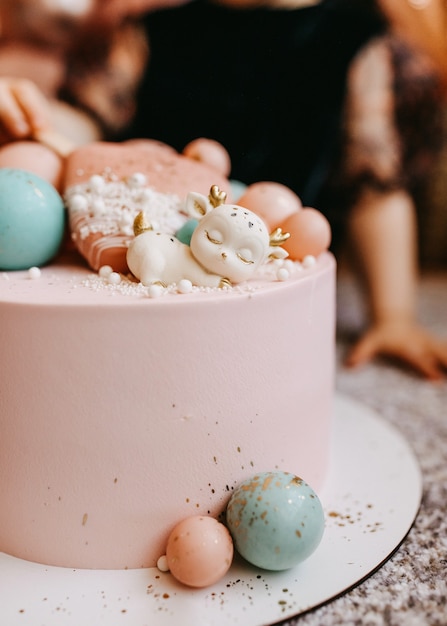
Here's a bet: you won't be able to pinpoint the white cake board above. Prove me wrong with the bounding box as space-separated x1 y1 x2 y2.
0 394 422 625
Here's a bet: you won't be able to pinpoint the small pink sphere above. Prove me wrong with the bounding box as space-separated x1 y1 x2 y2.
0 141 63 190
237 182 301 229
166 516 234 588
183 138 231 177
281 208 331 261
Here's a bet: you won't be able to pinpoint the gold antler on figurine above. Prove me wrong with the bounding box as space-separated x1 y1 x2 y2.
269 228 290 246
133 211 152 236
209 185 227 208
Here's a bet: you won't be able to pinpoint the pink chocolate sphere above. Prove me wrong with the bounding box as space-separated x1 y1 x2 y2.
183 138 231 177
166 516 234 588
237 181 301 229
0 141 63 190
281 208 331 261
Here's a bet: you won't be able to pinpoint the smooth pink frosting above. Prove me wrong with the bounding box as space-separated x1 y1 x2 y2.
0 251 335 569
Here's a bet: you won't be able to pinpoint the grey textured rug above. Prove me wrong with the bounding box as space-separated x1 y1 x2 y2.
284 272 447 626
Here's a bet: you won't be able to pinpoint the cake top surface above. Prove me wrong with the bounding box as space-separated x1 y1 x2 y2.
0 138 334 301
0 250 335 307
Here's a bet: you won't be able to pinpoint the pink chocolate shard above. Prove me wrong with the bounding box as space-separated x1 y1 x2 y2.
63 140 232 273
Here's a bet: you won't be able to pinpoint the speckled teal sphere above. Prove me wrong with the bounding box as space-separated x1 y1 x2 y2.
0 168 65 270
226 471 325 571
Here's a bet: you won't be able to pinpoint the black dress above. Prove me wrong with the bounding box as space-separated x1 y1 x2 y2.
128 0 441 245
129 1 384 200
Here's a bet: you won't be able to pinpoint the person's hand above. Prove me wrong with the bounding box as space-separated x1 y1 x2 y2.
345 318 447 380
0 77 51 144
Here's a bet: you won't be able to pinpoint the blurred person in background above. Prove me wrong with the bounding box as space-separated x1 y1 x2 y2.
0 0 446 378
128 0 447 379
0 0 152 185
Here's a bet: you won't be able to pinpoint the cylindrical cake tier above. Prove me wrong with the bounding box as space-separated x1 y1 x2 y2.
0 253 335 569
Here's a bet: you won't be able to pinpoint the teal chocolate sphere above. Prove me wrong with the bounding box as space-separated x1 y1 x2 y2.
176 218 198 245
226 471 325 571
0 168 65 270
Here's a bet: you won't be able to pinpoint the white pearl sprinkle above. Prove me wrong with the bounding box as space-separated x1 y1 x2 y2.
157 555 170 572
140 188 153 202
108 272 121 285
120 225 134 237
127 172 147 188
302 255 316 268
148 284 164 298
177 279 193 294
99 265 113 278
91 197 106 217
69 193 89 212
89 174 106 192
28 266 41 279
119 213 133 228
276 268 290 281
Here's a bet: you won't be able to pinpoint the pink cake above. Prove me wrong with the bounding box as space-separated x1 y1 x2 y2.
0 140 335 570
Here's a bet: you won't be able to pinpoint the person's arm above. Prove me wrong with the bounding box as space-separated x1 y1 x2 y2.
345 188 447 380
339 33 447 379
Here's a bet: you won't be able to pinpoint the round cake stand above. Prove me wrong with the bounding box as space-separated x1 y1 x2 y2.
0 394 422 626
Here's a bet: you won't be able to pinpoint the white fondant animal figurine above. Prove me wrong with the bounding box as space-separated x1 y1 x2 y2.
126 185 289 288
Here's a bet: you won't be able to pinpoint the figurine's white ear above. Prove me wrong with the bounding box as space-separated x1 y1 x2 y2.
269 247 289 260
186 192 213 219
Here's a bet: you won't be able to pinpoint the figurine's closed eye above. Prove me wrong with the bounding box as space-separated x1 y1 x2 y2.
237 248 255 265
205 230 223 245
